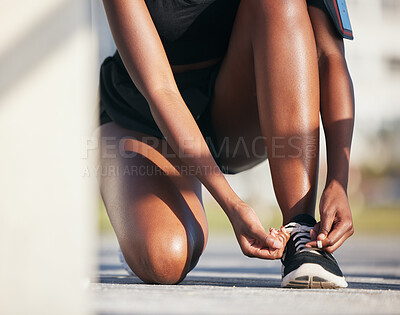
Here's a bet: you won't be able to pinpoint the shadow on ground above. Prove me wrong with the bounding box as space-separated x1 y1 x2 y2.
96 263 400 291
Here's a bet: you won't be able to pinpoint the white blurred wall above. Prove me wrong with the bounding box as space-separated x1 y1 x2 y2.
0 1 97 314
345 0 400 164
91 0 116 68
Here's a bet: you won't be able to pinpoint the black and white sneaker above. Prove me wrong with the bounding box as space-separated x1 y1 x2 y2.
281 214 348 289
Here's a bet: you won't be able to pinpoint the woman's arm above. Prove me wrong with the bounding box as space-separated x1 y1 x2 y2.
102 0 288 258
306 5 355 252
102 1 233 208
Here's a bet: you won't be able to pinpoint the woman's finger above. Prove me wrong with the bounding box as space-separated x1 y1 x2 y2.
276 228 290 249
249 226 283 250
324 222 349 246
280 226 290 241
275 233 285 245
265 234 283 249
241 238 278 259
323 231 352 253
306 220 352 250
305 210 335 248
318 208 335 241
269 228 278 236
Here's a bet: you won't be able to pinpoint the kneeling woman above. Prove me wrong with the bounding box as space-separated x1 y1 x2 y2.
98 0 355 288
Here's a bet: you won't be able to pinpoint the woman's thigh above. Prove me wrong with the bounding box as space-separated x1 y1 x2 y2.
210 1 265 173
210 0 317 173
98 122 208 284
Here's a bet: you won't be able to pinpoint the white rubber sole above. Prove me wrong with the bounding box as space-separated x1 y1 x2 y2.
281 263 348 289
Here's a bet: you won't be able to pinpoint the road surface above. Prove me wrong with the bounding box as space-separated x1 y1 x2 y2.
91 234 400 315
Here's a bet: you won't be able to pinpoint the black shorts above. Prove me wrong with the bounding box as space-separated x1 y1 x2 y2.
99 52 230 173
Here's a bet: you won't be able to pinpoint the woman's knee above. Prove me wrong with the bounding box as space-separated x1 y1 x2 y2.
121 232 205 285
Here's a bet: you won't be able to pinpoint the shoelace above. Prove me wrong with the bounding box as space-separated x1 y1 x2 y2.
284 222 313 252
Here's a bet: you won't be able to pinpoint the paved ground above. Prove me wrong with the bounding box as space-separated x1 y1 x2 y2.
91 234 400 315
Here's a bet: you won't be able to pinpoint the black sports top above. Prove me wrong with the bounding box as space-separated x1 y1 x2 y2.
100 0 332 141
144 0 241 65
142 0 327 65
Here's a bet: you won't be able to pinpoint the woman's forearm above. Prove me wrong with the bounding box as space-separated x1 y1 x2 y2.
148 89 242 218
319 55 355 190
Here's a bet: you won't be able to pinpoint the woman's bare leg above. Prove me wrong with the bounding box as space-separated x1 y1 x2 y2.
211 0 320 224
98 122 208 284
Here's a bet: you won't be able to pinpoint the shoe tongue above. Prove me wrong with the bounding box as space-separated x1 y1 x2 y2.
283 214 316 257
289 214 316 227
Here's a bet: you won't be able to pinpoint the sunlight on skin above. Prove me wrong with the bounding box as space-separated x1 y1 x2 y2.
121 136 208 253
122 136 289 249
122 137 181 177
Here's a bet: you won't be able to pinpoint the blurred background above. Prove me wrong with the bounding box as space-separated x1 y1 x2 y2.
1 1 399 314
93 0 400 236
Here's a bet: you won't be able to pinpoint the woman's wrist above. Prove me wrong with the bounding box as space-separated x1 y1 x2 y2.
325 152 350 191
202 172 243 219
324 177 348 194
325 170 349 191
220 194 246 221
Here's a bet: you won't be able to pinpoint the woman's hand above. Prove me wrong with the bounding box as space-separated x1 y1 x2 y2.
306 181 354 253
228 200 290 259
